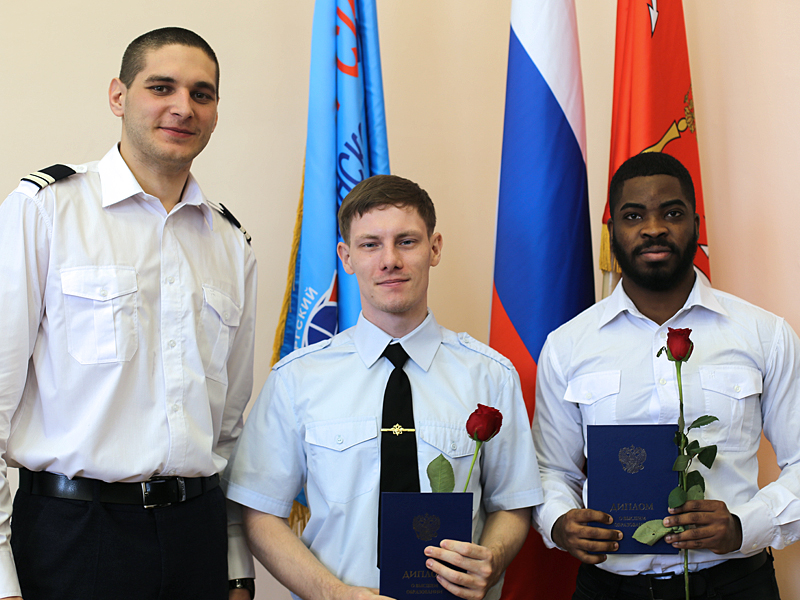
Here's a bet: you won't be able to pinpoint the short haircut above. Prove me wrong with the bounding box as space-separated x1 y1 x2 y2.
608 152 696 214
119 27 219 94
338 175 436 244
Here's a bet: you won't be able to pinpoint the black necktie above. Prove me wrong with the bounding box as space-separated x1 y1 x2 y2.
380 343 420 492
378 343 420 565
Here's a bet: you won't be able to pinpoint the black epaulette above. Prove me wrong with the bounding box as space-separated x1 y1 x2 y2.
217 202 252 245
21 164 77 189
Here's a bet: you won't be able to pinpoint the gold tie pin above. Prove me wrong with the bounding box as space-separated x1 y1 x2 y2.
381 424 415 436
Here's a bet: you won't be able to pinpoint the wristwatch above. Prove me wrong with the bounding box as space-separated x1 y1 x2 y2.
229 578 255 599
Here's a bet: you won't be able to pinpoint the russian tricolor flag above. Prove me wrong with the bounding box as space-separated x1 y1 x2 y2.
489 1 593 598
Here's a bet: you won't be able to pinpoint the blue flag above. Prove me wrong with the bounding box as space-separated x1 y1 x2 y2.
275 0 390 363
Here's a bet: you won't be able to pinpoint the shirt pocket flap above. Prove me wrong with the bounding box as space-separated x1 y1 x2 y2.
202 285 241 327
60 266 137 301
699 365 763 399
565 370 621 405
306 418 378 452
418 424 475 458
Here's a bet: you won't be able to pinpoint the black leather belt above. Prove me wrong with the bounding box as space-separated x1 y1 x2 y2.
18 468 219 508
582 550 769 600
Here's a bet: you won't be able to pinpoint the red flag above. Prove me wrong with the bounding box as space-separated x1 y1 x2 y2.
599 0 709 281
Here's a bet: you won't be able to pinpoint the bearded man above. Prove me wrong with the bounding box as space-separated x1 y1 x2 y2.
531 153 799 600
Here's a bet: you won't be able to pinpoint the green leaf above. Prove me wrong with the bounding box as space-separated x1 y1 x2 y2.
688 415 719 430
697 445 718 469
672 455 690 472
633 520 673 546
687 484 705 501
686 470 705 492
426 454 455 493
668 486 688 508
657 347 666 358
686 440 700 457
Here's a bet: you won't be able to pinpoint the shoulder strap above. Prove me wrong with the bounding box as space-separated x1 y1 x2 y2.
21 164 77 190
215 202 252 244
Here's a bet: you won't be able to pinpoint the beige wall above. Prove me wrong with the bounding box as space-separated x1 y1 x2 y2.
1 1 798 597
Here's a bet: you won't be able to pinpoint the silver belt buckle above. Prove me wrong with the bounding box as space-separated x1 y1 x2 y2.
141 476 187 508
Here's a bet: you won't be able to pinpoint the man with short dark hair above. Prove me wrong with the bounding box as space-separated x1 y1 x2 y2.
224 174 542 600
532 153 799 599
0 27 256 600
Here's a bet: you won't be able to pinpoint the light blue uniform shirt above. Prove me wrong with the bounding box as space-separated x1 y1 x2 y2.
225 312 542 598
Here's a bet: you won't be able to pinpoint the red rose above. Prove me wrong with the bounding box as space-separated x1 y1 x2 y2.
466 404 503 442
667 328 693 362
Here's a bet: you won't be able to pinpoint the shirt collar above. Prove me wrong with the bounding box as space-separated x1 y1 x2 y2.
598 273 728 329
354 311 443 372
97 145 213 228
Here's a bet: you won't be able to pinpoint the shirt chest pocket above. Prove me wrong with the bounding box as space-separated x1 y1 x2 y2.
418 424 475 460
699 365 762 452
305 418 378 504
418 424 481 509
199 285 241 384
564 370 621 425
60 266 139 364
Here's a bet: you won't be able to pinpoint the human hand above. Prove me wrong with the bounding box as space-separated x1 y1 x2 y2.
424 539 502 600
663 500 742 554
551 509 621 564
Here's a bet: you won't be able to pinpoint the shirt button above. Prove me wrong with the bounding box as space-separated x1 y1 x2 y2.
99 289 108 298
450 442 457 451
169 340 177 348
168 276 175 284
584 392 592 400
336 435 343 444
659 378 667 385
734 385 741 393
171 404 180 413
660 332 667 339
223 312 230 320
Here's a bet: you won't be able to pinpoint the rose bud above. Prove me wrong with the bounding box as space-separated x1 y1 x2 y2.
466 404 503 442
666 327 693 362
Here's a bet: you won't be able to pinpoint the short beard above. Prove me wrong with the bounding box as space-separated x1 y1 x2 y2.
611 230 698 292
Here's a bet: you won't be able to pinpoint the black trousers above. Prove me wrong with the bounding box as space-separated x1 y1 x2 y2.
572 554 781 600
11 485 229 600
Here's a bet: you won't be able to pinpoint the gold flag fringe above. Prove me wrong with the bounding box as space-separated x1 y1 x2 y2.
271 164 312 534
598 224 621 275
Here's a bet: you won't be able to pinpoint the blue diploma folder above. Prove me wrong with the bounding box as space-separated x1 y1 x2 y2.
587 424 679 554
380 492 472 599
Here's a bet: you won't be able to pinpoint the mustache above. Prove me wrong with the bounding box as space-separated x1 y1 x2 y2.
633 240 680 255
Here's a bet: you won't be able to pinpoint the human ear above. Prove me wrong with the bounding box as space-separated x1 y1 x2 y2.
337 241 355 275
108 78 126 118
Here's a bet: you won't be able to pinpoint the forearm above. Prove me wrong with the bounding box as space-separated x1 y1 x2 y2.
226 499 255 579
531 339 588 545
477 507 532 578
243 508 364 600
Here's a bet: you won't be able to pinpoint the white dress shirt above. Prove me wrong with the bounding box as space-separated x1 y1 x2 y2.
224 312 543 600
0 145 257 596
532 276 800 576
